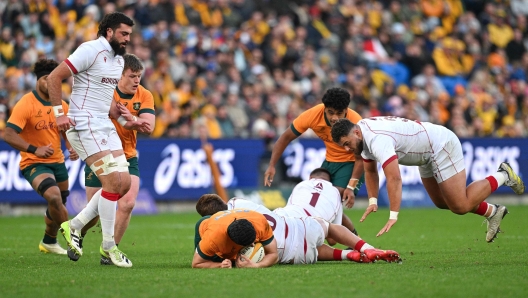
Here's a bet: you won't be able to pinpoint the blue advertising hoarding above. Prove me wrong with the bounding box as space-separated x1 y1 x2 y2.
282 138 527 207
0 139 265 204
0 137 525 208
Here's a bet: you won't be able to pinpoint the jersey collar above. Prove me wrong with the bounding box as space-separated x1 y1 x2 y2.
116 86 134 99
98 36 113 54
32 90 51 106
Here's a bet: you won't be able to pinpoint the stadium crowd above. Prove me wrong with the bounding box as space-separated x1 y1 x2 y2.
1 0 528 140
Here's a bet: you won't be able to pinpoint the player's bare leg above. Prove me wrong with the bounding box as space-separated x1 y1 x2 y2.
32 174 68 254
115 175 139 245
316 218 401 263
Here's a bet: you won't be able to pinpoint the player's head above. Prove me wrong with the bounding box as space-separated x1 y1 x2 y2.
97 12 134 56
196 194 227 217
227 219 256 246
322 87 350 126
119 54 143 94
309 168 331 182
33 59 59 96
331 118 363 155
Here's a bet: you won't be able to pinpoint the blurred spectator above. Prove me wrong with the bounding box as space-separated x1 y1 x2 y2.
0 0 528 141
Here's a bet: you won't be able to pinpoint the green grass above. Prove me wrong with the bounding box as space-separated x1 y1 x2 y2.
1 206 528 298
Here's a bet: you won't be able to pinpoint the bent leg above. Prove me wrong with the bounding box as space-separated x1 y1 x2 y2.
32 174 68 225
114 175 139 244
421 177 449 209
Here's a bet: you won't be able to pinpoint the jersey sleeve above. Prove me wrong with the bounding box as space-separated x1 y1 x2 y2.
61 100 69 114
197 239 219 260
138 89 155 115
291 107 318 136
365 135 398 169
347 108 363 124
6 99 30 133
64 43 96 74
258 216 275 246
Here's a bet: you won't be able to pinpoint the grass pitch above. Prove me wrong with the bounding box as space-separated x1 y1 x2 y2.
1 206 527 298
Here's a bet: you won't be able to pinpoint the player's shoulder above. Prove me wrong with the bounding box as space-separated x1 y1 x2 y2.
136 85 153 99
346 108 362 123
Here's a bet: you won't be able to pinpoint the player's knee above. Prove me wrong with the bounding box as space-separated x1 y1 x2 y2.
450 205 470 215
119 198 135 214
37 177 58 197
61 190 69 205
47 194 63 210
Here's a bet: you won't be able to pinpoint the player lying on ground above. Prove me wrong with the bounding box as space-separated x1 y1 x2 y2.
273 167 353 242
192 209 279 268
80 53 155 265
196 194 402 266
331 117 525 241
4 59 79 255
263 87 363 234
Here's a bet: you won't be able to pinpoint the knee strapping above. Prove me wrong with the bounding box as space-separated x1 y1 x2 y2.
90 154 119 176
45 208 52 220
61 190 70 204
114 154 130 172
37 177 58 196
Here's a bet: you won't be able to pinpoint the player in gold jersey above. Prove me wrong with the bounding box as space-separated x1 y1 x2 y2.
4 59 79 254
82 54 155 265
264 87 363 237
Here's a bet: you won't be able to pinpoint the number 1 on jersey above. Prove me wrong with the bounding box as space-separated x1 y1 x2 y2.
310 192 320 207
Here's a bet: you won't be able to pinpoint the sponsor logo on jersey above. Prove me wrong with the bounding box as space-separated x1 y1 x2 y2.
86 172 94 180
101 139 107 145
35 110 42 117
35 120 57 130
315 182 323 190
47 109 51 114
101 78 119 85
104 57 107 63
133 102 141 111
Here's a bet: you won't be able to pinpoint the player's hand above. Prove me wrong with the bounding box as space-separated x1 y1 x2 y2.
124 117 151 132
236 254 257 268
264 166 275 187
220 259 232 269
376 219 397 237
35 144 54 158
116 102 133 119
360 204 378 222
67 147 79 161
56 115 75 132
342 188 356 209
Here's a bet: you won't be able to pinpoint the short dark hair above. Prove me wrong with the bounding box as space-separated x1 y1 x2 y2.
309 168 331 180
331 118 355 143
123 53 143 73
321 87 350 111
97 12 134 38
196 194 227 217
33 59 59 79
227 219 256 246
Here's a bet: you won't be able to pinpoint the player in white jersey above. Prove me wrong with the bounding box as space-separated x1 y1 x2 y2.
274 168 343 226
196 194 401 265
331 117 525 242
47 12 149 268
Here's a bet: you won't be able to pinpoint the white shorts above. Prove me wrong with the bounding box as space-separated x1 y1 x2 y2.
293 217 325 265
66 117 122 161
419 130 465 183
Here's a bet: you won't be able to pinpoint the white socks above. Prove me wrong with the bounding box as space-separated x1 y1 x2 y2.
71 189 102 231
99 193 117 250
341 250 353 260
492 171 508 186
360 243 374 253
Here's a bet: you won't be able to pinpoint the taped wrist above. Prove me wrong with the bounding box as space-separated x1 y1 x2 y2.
53 105 64 117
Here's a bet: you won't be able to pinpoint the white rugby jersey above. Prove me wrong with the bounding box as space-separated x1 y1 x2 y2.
274 178 342 225
65 36 124 118
358 117 451 168
228 198 314 265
